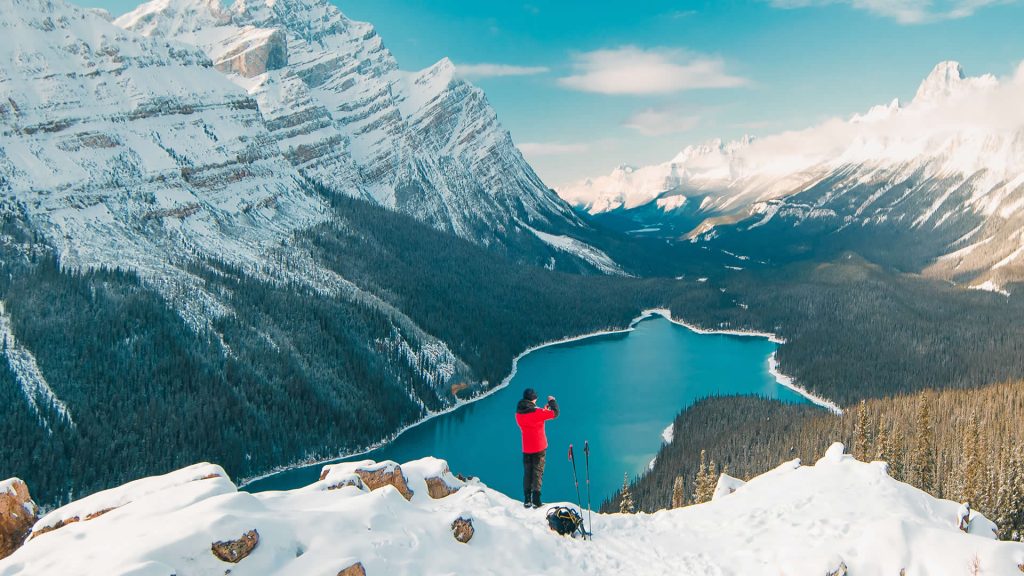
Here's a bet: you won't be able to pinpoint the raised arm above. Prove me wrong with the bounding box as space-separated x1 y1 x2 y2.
546 396 559 418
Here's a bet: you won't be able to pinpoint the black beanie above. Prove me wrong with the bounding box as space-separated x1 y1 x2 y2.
523 388 538 401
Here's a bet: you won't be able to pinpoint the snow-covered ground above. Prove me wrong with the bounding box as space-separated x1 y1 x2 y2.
3 444 1022 575
527 226 628 276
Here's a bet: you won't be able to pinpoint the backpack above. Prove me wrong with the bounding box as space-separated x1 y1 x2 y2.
546 506 584 537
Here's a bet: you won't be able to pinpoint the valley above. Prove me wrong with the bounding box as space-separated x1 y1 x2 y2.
243 313 810 504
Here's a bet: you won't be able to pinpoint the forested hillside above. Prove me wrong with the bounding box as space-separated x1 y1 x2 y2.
665 256 1024 405
611 382 1024 541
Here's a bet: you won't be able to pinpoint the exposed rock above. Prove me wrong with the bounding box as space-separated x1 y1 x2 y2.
321 463 413 501
29 517 79 540
423 464 461 499
337 561 367 576
214 28 288 77
0 478 38 560
451 516 473 544
425 476 460 499
211 529 259 563
826 561 848 576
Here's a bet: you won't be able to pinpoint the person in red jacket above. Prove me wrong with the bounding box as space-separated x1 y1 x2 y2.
515 387 559 508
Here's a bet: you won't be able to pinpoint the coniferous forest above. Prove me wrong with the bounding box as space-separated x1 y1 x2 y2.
608 381 1024 542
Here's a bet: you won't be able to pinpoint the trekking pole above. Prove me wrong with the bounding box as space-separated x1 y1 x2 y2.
584 441 593 540
568 444 585 537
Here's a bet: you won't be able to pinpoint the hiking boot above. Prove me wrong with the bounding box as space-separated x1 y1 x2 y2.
524 492 532 508
531 490 543 508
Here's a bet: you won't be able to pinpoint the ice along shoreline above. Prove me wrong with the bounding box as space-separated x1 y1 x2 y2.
240 307 842 488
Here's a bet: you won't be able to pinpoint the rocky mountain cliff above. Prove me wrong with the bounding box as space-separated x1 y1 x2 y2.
115 0 581 246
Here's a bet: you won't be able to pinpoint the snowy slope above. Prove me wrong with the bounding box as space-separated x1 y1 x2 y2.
0 0 331 325
559 61 1024 289
115 0 581 245
2 444 1022 575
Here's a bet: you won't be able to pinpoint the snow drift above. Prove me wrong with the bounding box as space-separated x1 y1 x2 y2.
2 444 1022 575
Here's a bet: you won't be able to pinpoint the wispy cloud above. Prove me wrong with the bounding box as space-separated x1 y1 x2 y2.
518 142 590 158
624 108 701 136
558 46 747 95
456 63 550 79
768 0 1016 24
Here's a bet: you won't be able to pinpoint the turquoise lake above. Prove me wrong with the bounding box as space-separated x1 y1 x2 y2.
244 315 809 505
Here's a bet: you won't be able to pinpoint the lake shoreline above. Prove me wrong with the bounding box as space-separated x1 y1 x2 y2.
240 307 841 489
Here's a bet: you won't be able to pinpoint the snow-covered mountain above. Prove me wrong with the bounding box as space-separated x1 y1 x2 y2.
560 61 1024 291
0 0 334 325
3 444 1023 574
115 0 580 245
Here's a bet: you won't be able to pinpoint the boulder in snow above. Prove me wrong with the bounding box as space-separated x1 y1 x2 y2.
957 502 971 532
320 461 414 501
712 474 746 501
451 516 474 544
211 529 259 563
337 561 367 576
426 475 461 499
0 478 38 560
418 461 464 499
820 442 849 464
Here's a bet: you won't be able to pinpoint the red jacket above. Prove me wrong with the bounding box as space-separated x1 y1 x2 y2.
515 398 559 453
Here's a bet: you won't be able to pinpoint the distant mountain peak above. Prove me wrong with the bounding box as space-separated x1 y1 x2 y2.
912 60 997 105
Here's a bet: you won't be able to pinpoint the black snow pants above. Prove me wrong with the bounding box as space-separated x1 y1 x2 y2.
523 450 546 494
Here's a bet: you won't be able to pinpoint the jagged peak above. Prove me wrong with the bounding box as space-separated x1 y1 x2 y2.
912 60 997 105
851 97 901 123
231 0 359 37
414 57 457 87
914 61 965 101
670 136 752 164
115 0 231 36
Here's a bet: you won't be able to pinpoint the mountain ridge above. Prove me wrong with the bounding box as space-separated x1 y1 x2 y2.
115 0 582 247
558 61 1024 291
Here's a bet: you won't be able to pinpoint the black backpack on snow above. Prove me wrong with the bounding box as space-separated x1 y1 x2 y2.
546 506 584 537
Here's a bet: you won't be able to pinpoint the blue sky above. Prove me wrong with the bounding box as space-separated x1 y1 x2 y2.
89 0 1024 185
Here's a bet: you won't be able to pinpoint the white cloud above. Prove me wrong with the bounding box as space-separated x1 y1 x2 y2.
518 142 590 158
455 63 549 79
624 108 701 136
768 0 1016 24
557 46 747 95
